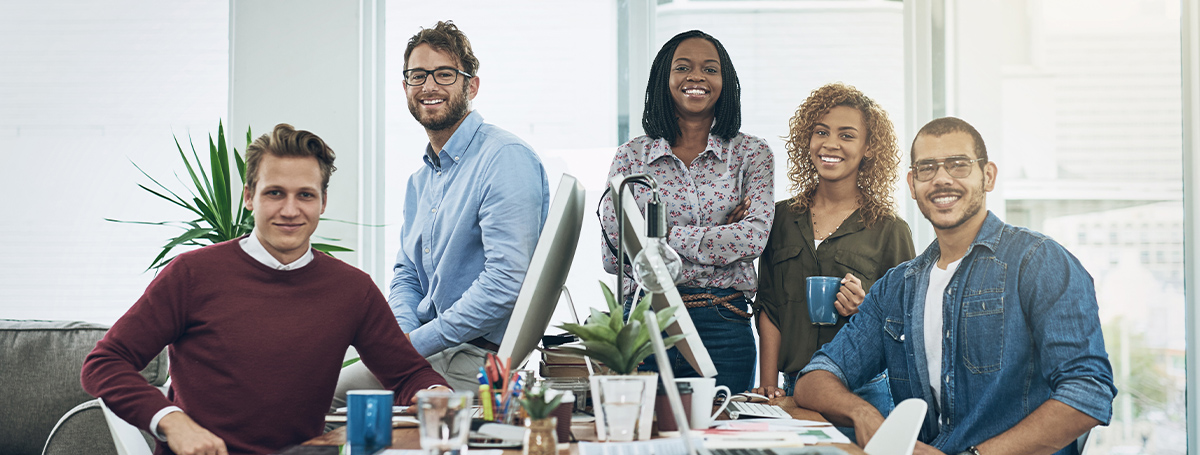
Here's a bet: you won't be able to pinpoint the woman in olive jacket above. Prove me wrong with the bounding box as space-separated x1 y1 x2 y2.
753 83 915 415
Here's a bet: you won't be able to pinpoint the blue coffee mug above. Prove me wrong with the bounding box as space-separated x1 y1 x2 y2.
347 390 394 453
806 276 842 325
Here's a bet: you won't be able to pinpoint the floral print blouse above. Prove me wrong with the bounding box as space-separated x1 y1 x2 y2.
601 132 775 298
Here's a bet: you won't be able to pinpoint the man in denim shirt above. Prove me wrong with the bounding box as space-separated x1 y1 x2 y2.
794 117 1115 455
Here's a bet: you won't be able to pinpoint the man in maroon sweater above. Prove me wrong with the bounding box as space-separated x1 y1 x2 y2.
82 124 449 455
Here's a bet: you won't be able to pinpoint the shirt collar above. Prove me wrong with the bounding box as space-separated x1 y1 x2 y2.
646 130 731 165
423 110 485 169
239 230 314 271
909 210 1001 276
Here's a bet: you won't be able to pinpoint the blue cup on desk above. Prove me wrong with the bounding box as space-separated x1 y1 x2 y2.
347 390 393 453
807 276 842 325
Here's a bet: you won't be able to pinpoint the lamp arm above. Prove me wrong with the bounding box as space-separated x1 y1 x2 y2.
612 173 659 311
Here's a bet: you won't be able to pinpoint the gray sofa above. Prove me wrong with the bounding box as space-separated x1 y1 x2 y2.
0 319 167 455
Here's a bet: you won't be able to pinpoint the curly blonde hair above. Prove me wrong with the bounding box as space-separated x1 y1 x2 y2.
784 83 901 228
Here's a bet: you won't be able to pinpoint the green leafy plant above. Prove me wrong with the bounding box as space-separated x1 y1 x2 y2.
517 384 566 421
107 121 352 270
546 281 684 375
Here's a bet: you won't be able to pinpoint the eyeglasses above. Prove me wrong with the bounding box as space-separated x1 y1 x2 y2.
403 67 472 86
911 157 986 182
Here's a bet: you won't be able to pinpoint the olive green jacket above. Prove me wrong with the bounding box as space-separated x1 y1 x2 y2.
754 200 915 374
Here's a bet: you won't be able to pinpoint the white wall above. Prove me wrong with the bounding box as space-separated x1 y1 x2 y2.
0 1 228 324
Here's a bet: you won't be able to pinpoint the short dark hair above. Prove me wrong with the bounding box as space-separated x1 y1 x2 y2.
912 117 988 166
244 123 337 199
642 30 741 143
404 20 479 76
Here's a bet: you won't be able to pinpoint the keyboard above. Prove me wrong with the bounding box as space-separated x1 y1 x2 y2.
709 448 848 455
725 401 791 419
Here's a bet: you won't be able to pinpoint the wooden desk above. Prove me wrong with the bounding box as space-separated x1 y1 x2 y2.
299 398 864 455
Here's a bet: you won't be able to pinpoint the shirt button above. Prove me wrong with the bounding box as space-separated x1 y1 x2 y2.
437 171 442 176
431 208 437 213
944 374 950 384
900 334 905 341
424 248 430 253
946 330 951 339
454 156 460 161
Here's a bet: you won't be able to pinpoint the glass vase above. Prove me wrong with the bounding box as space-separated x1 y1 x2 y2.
523 417 558 455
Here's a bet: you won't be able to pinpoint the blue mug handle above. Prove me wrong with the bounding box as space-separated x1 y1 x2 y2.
364 400 377 443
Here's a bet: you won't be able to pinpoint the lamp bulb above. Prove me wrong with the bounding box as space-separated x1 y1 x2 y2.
632 238 683 293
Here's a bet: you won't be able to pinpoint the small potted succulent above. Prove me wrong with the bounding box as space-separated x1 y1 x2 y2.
517 385 566 455
545 281 685 441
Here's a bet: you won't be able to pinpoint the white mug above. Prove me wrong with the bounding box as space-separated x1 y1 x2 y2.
675 378 730 428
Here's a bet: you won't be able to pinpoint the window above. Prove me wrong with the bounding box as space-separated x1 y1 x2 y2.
0 1 229 324
949 0 1184 451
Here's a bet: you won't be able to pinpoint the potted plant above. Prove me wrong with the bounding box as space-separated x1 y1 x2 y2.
107 121 351 271
517 385 566 455
545 281 684 441
548 281 683 375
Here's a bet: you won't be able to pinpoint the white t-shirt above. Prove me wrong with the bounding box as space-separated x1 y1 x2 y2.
925 258 961 410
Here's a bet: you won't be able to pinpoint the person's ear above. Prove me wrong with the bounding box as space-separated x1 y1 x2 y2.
907 171 917 199
243 184 254 211
983 161 998 192
467 75 480 101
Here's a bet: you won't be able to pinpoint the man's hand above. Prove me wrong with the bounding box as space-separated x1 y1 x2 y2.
834 273 866 317
912 442 947 455
412 385 454 404
158 411 227 455
847 405 886 448
724 198 750 224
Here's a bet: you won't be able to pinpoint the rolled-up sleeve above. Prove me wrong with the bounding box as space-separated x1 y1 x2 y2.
1021 239 1117 424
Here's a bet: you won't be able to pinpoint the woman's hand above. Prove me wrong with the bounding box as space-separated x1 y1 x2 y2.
751 384 786 398
724 198 750 224
834 273 865 317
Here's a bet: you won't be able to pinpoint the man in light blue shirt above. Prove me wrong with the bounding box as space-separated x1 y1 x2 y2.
793 117 1115 455
337 21 548 394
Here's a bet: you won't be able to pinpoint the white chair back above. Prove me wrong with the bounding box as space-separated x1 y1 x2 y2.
863 398 928 455
98 398 153 455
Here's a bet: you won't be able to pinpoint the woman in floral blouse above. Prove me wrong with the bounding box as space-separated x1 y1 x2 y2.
600 30 774 392
752 83 915 414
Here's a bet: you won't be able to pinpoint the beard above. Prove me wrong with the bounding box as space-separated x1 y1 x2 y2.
919 178 986 231
407 82 470 131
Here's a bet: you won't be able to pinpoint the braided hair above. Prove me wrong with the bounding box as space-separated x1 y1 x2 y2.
642 30 741 143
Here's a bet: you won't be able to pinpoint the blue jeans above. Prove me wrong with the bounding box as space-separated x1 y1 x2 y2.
624 287 756 393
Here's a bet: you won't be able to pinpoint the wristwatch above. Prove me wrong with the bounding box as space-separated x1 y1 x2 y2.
957 446 982 455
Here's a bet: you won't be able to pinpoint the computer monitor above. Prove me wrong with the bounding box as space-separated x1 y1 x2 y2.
608 175 718 378
497 174 586 368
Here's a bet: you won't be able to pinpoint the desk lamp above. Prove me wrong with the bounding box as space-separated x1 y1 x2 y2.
613 174 683 306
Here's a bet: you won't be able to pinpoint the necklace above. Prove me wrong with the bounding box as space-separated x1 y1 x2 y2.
813 216 841 241
813 205 857 241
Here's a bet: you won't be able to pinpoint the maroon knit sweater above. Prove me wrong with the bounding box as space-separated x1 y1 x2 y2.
82 240 447 454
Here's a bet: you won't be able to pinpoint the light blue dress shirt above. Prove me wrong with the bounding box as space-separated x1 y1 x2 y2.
391 110 549 357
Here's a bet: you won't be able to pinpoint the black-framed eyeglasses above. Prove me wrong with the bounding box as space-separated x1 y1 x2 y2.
403 67 473 86
911 157 986 182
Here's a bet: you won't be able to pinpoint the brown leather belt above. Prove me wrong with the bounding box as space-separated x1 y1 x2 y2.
467 337 500 352
681 291 751 319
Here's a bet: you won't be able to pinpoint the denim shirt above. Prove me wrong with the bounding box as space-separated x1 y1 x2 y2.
391 110 550 357
802 212 1115 455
